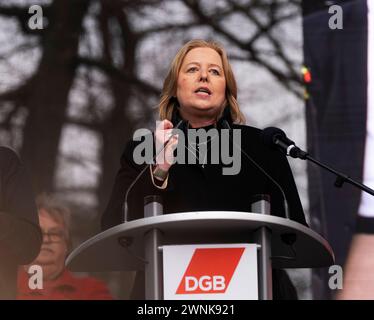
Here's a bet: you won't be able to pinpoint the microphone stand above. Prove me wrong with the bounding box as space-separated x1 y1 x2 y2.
223 120 291 220
294 149 374 196
123 120 185 222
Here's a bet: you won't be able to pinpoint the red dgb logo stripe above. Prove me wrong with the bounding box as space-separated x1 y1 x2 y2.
176 248 245 294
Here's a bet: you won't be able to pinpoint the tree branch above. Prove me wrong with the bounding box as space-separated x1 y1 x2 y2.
181 0 302 98
75 56 160 96
137 21 200 37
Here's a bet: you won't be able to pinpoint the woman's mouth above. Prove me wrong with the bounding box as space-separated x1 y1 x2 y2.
194 87 212 98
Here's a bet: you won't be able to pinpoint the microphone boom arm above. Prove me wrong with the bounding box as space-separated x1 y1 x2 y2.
304 153 374 196
263 126 374 197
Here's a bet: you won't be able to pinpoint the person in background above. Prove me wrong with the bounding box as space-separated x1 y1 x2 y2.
0 146 42 299
17 193 113 300
304 0 374 299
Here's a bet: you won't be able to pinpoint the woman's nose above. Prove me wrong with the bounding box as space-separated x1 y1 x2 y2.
199 69 208 81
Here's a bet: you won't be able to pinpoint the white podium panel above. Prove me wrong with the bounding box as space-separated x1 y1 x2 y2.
163 244 258 300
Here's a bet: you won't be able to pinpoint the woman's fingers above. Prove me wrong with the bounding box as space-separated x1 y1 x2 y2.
165 135 178 164
156 135 178 165
155 120 179 169
166 135 178 149
156 120 174 144
156 119 173 131
163 119 174 130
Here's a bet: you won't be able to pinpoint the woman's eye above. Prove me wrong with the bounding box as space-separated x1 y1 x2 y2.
187 67 198 72
210 69 220 75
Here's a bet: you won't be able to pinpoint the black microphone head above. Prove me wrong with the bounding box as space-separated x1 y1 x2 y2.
262 127 287 148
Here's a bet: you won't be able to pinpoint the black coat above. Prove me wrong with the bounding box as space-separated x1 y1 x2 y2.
0 146 42 299
101 123 307 300
102 124 307 228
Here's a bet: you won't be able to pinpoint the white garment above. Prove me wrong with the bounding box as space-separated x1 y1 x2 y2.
358 0 374 217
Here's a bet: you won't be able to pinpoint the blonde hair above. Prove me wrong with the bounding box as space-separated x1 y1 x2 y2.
159 39 246 124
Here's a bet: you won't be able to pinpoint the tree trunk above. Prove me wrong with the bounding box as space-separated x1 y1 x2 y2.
97 1 139 216
21 0 90 193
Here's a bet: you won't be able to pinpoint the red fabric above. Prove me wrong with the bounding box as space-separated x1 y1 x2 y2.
17 269 113 300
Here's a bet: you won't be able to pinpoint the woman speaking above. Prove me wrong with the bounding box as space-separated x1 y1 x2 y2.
101 39 307 299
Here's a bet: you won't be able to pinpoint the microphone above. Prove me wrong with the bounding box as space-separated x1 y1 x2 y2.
262 127 374 198
262 127 308 159
122 119 185 223
221 120 290 220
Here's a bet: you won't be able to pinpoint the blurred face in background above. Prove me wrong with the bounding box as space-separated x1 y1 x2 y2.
177 47 226 126
31 209 68 280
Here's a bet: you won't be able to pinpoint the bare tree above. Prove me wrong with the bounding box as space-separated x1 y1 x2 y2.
0 0 305 298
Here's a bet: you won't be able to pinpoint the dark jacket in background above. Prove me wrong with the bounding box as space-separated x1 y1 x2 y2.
0 146 42 299
303 0 367 299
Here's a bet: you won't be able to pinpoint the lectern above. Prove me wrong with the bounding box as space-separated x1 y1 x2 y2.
66 198 334 300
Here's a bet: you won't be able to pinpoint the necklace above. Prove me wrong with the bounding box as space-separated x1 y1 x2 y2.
185 134 218 168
